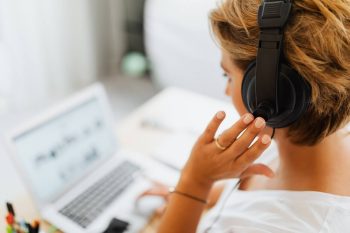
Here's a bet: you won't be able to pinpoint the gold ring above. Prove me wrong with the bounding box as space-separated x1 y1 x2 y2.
215 137 227 150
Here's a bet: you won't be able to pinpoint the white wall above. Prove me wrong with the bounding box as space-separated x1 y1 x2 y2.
145 0 228 100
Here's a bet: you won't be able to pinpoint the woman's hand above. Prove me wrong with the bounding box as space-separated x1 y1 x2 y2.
137 182 170 216
179 111 273 195
157 112 273 233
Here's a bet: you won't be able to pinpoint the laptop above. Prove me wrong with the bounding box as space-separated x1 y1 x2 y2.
6 83 178 233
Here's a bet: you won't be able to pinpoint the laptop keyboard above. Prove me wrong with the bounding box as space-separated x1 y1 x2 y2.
59 161 141 228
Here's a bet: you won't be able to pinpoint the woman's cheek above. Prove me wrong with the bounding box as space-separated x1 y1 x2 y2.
231 79 247 116
225 82 231 96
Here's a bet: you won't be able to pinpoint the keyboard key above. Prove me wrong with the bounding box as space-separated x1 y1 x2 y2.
59 161 141 228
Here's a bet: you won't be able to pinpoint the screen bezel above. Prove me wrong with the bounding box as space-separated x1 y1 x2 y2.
5 83 118 209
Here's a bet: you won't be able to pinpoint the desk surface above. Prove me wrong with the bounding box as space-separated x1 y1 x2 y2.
0 87 237 232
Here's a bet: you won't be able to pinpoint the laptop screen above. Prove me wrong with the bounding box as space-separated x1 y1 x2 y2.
13 97 117 202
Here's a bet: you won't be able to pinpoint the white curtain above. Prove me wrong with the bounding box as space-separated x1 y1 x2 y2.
0 0 125 114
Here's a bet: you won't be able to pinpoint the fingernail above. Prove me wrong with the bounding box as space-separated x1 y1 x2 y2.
255 117 266 128
216 111 225 119
243 113 254 124
262 135 271 145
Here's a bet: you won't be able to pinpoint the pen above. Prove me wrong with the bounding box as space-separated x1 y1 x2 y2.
5 202 18 233
6 225 13 233
26 222 33 233
6 202 15 216
6 214 14 225
33 220 40 233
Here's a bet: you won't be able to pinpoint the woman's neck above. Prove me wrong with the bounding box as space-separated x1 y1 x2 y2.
271 128 350 194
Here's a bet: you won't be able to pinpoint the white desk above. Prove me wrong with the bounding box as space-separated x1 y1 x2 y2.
0 87 238 232
116 87 238 155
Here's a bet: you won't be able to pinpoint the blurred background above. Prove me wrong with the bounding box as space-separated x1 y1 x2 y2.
0 0 227 130
0 1 232 229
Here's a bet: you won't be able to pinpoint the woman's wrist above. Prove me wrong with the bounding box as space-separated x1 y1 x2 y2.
176 171 213 202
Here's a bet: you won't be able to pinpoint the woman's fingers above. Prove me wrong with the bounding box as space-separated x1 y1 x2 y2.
155 204 167 216
137 186 170 200
235 134 271 165
216 113 254 148
225 117 266 156
239 163 275 179
200 111 226 143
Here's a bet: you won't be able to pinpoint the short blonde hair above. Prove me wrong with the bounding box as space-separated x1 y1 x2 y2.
210 0 350 145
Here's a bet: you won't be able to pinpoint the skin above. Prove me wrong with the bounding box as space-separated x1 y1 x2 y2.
155 49 273 233
138 51 273 209
142 50 350 233
221 50 350 194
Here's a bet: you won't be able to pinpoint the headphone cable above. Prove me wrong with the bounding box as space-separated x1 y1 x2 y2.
203 128 275 232
203 180 241 233
271 128 276 139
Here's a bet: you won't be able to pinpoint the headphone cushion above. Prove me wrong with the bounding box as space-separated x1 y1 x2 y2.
242 61 311 128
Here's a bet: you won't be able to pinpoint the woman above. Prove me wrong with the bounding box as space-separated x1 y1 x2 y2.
143 0 350 232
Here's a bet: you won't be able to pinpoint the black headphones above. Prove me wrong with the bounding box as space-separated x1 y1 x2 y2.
241 0 311 128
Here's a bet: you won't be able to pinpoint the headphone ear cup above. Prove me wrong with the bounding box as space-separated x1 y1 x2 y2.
241 61 258 115
276 64 311 128
241 61 311 128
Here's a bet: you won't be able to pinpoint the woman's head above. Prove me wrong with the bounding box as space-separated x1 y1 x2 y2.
210 0 350 146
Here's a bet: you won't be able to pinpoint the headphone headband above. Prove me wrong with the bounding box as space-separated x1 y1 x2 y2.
259 0 291 29
254 0 291 119
241 0 311 128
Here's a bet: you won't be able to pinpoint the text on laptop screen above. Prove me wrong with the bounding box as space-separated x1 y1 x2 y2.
13 97 117 202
